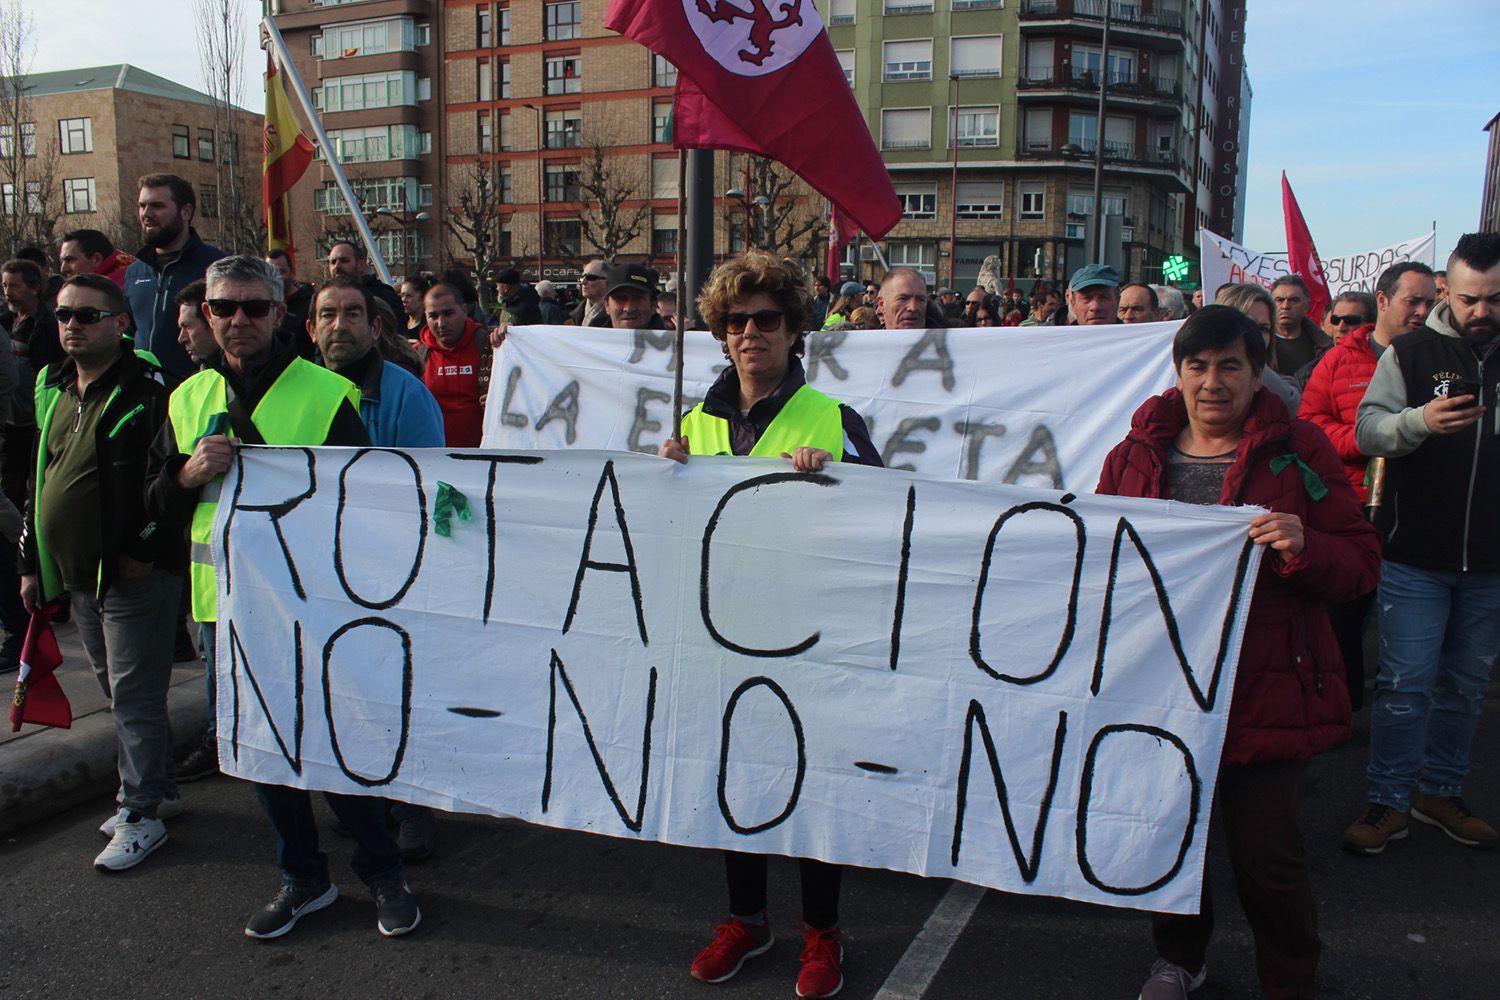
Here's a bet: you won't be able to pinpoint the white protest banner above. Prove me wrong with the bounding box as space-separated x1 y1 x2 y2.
483 323 1180 491
215 446 1262 914
1200 228 1437 298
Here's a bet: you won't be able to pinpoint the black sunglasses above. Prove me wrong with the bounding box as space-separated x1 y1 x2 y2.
1329 313 1366 326
581 272 607 282
725 309 784 333
55 307 122 325
205 298 276 318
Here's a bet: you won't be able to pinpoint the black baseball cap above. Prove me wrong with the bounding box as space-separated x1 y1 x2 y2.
604 263 659 299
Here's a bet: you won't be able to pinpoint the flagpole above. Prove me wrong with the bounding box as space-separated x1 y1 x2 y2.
672 149 687 438
261 17 394 285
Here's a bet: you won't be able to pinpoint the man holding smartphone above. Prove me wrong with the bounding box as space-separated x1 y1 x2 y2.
1344 232 1500 854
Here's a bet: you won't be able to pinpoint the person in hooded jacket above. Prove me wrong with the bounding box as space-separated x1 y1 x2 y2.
1097 305 1380 1000
419 281 488 447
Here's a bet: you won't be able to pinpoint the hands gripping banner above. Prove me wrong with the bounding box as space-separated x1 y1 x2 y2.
216 446 1261 914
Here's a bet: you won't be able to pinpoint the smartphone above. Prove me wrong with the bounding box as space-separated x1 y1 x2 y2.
1447 378 1481 408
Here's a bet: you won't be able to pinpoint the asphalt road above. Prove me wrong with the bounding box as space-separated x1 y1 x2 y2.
1 684 1497 1000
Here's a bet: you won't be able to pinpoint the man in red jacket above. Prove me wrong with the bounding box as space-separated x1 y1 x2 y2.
420 282 487 447
1097 305 1381 1000
1299 265 1435 709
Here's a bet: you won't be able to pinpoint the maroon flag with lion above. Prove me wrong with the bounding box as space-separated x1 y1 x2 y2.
606 0 901 242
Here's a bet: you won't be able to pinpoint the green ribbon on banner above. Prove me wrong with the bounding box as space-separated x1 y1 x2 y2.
433 481 472 538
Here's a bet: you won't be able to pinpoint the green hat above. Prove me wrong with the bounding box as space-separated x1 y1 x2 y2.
1068 264 1122 292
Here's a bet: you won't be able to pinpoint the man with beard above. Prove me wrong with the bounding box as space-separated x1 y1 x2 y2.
1344 233 1500 855
266 249 314 355
124 174 225 378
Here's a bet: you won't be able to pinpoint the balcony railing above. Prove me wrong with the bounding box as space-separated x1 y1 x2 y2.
829 13 855 24
883 138 932 150
1019 0 1186 36
884 0 935 13
1017 69 1181 100
1015 138 1186 173
952 0 1004 8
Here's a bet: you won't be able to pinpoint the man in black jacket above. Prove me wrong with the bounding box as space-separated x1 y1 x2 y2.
20 273 183 872
325 240 403 320
124 174 225 379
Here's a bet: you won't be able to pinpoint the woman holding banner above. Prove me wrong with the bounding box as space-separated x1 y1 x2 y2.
659 251 881 999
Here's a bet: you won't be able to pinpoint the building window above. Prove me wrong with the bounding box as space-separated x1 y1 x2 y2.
315 177 422 216
895 183 936 219
499 5 510 44
545 163 580 202
880 108 931 151
544 109 582 149
498 165 513 203
884 0 934 13
19 122 33 157
829 0 856 25
952 105 1000 148
2 181 43 214
499 111 512 151
198 128 216 161
653 214 678 257
318 124 430 162
650 157 678 199
1019 182 1045 219
479 58 493 102
653 101 672 143
171 124 190 159
956 181 1003 218
499 59 511 99
883 39 932 82
199 183 219 218
835 49 854 86
544 218 581 257
545 1 581 40
1023 108 1052 152
951 35 1003 79
63 177 96 213
545 56 582 95
887 242 935 270
653 53 677 88
59 117 92 154
415 21 431 45
478 111 493 154
318 71 420 111
477 6 492 47
322 17 418 59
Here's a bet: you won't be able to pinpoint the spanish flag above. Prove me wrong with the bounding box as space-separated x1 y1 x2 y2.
264 53 316 254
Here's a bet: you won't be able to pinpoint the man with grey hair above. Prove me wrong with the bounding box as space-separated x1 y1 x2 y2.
569 259 610 326
1153 285 1187 320
146 255 421 939
876 267 931 330
534 279 566 325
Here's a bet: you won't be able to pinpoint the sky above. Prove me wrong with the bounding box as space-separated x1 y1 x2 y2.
25 0 1500 259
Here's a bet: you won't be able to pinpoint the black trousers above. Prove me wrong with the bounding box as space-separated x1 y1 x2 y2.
724 851 841 930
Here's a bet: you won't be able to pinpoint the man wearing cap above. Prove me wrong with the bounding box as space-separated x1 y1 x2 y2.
937 287 963 324
1066 264 1122 326
588 263 667 330
494 267 542 326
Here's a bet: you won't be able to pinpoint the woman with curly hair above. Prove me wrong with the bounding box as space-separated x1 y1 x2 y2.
659 251 881 998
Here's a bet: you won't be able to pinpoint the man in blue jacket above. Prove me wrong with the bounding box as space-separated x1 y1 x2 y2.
123 174 224 378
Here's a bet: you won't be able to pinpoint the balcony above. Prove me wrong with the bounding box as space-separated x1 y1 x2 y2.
1019 0 1187 42
1017 69 1182 103
952 0 1004 7
1014 139 1190 192
883 138 932 151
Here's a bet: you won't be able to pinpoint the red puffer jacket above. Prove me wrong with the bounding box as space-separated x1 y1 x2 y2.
1096 388 1381 766
1297 323 1378 502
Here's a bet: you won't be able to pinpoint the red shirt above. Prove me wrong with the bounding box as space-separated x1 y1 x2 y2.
420 319 485 447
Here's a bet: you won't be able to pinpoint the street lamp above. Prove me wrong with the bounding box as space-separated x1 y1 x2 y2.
724 186 770 252
523 102 545 280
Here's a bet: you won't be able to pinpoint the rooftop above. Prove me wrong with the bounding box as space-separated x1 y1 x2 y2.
4 64 253 113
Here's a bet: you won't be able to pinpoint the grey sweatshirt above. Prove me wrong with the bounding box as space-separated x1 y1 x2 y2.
1353 302 1462 457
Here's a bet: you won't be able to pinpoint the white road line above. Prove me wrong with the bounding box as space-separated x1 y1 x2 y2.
873 881 987 1000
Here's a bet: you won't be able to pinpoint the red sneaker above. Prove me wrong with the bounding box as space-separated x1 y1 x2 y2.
796 923 844 998
689 915 774 984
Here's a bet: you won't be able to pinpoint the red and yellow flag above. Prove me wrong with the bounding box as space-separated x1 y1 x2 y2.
264 53 316 254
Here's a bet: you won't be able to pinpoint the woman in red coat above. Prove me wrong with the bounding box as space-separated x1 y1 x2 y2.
1096 305 1381 1000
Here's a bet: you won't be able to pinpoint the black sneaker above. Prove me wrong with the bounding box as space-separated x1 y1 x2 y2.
397 807 436 863
177 732 220 782
372 878 421 937
244 881 339 940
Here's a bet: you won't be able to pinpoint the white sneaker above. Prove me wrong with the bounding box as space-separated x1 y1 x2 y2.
94 814 168 872
98 796 184 836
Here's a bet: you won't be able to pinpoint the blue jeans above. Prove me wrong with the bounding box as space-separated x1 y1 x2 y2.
254 783 404 888
1365 560 1500 810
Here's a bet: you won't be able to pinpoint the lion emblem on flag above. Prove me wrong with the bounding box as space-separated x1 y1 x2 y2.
683 0 821 77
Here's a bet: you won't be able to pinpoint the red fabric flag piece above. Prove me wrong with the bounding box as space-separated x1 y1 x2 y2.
606 0 902 241
9 602 70 732
824 206 856 282
1281 172 1332 326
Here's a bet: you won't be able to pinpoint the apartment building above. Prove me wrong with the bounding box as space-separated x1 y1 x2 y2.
1 65 260 255
1481 110 1500 233
270 0 443 278
826 0 1249 288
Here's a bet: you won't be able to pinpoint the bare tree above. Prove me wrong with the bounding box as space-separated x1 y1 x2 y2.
726 156 823 260
0 0 59 256
576 142 651 261
194 0 256 252
443 160 505 305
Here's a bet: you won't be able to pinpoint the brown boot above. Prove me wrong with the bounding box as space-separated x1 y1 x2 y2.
1342 803 1409 854
1411 794 1498 848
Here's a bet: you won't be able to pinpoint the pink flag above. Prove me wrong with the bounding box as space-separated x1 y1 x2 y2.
607 0 902 241
9 601 70 732
1281 172 1332 325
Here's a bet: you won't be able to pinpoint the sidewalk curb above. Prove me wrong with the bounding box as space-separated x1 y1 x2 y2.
0 679 208 838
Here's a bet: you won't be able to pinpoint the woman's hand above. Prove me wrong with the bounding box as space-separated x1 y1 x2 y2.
659 435 690 464
781 447 833 472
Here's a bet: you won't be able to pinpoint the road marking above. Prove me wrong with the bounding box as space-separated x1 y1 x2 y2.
873 881 986 1000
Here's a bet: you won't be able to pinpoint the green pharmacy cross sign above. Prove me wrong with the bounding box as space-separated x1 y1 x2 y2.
1162 255 1191 282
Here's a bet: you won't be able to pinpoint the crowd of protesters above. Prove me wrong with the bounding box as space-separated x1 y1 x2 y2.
2 165 1498 1000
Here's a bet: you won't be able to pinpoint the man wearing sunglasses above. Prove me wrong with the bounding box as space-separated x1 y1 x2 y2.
144 257 421 941
21 273 183 872
568 259 610 326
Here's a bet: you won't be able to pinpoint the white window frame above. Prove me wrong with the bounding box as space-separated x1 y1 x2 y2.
59 117 92 154
63 176 96 213
881 107 932 151
883 39 933 82
544 55 582 95
1019 182 1045 219
895 182 937 219
955 180 1004 219
950 35 1003 79
950 104 1000 148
